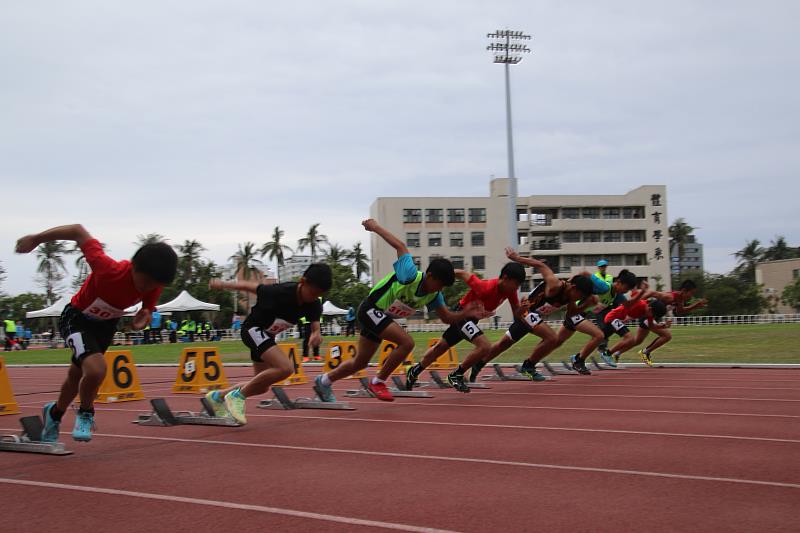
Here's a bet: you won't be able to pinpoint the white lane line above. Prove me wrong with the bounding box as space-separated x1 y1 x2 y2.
0 478 457 533
541 383 800 391
19 432 800 490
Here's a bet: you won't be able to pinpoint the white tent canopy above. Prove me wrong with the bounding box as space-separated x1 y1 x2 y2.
156 290 220 312
25 297 144 318
322 300 348 316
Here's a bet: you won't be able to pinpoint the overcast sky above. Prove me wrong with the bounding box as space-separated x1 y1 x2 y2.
1 1 798 296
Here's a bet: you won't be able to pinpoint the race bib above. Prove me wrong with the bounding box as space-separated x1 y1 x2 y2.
385 299 416 318
569 314 585 325
265 318 293 335
524 312 543 328
611 319 626 331
247 327 269 345
460 320 481 340
83 298 126 320
535 303 559 316
366 307 386 325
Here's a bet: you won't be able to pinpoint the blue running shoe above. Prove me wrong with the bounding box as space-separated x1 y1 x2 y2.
41 402 61 443
600 353 617 368
72 411 95 442
314 374 336 402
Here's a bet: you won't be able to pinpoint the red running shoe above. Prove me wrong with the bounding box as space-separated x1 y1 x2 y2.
302 357 310 363
313 355 322 361
367 380 394 402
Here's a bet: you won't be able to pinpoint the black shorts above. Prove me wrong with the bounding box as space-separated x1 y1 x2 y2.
241 324 278 362
602 318 629 339
442 317 484 346
357 302 394 343
59 304 118 366
562 313 587 331
505 311 545 343
638 318 653 331
595 306 613 324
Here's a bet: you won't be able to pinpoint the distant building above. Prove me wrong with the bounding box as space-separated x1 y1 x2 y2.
223 264 275 313
278 255 313 282
370 178 671 321
670 234 704 275
755 258 800 313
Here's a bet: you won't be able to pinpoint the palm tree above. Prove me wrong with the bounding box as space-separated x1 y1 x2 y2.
324 243 348 264
668 218 695 259
297 223 329 262
175 240 206 286
69 241 107 289
134 233 167 246
763 236 794 261
230 242 263 309
347 242 370 281
35 241 69 304
261 226 293 282
733 239 765 282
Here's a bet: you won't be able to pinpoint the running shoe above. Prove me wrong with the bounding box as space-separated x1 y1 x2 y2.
41 401 61 443
638 350 654 367
302 356 311 363
224 389 248 424
205 390 228 417
519 360 547 381
570 354 592 375
405 365 419 391
367 380 395 401
600 353 617 368
469 360 487 383
314 374 337 402
72 410 95 442
446 372 471 393
313 355 322 362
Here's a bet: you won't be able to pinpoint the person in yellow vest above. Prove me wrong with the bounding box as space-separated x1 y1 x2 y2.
186 318 197 342
300 312 322 362
3 316 21 351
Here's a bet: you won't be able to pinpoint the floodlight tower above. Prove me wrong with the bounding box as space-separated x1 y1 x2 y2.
487 29 531 250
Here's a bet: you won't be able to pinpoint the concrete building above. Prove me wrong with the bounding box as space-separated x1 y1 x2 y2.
670 235 704 275
278 255 313 282
370 178 671 321
755 258 800 313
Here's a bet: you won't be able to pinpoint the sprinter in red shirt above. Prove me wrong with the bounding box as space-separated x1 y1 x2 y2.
16 224 177 442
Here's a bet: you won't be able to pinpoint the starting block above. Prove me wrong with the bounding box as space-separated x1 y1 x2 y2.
346 377 433 398
258 386 355 411
134 398 241 427
428 370 490 389
561 360 580 373
0 416 72 455
543 360 575 376
482 364 537 382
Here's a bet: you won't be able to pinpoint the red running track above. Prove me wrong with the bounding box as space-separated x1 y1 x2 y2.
2 365 799 532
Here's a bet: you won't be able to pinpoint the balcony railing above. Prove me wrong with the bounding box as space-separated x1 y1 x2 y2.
531 241 561 250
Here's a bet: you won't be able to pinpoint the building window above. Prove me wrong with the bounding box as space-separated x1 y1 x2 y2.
530 210 556 225
449 232 464 247
517 209 530 222
428 232 442 247
520 280 531 293
604 231 622 243
793 269 800 279
583 231 601 243
412 256 422 269
562 207 580 219
562 231 581 243
584 255 602 267
518 233 529 246
472 256 486 270
624 254 647 266
623 206 645 219
564 255 582 267
406 233 420 248
623 230 646 242
447 208 465 223
403 209 422 223
451 256 465 270
602 207 621 219
426 209 443 223
607 255 623 266
582 207 600 219
468 208 487 223
471 232 485 246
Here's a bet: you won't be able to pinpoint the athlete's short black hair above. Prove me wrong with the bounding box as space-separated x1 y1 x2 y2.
427 258 456 286
500 262 526 283
680 279 697 291
131 243 178 285
649 299 667 320
616 269 638 290
570 275 594 298
303 263 333 291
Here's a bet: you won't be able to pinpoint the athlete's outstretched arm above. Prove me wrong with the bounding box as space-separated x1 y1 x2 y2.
209 279 260 294
363 219 409 258
453 269 472 283
16 224 93 253
435 301 493 324
505 247 560 291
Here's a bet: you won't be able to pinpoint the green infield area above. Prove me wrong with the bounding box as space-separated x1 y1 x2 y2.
3 323 798 365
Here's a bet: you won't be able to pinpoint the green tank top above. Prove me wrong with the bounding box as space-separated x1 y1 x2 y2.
594 272 615 306
4 320 16 333
368 271 440 318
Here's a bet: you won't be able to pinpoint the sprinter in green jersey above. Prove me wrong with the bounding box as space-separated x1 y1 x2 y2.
314 218 489 402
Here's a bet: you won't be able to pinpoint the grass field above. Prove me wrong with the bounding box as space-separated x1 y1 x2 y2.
3 323 798 365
